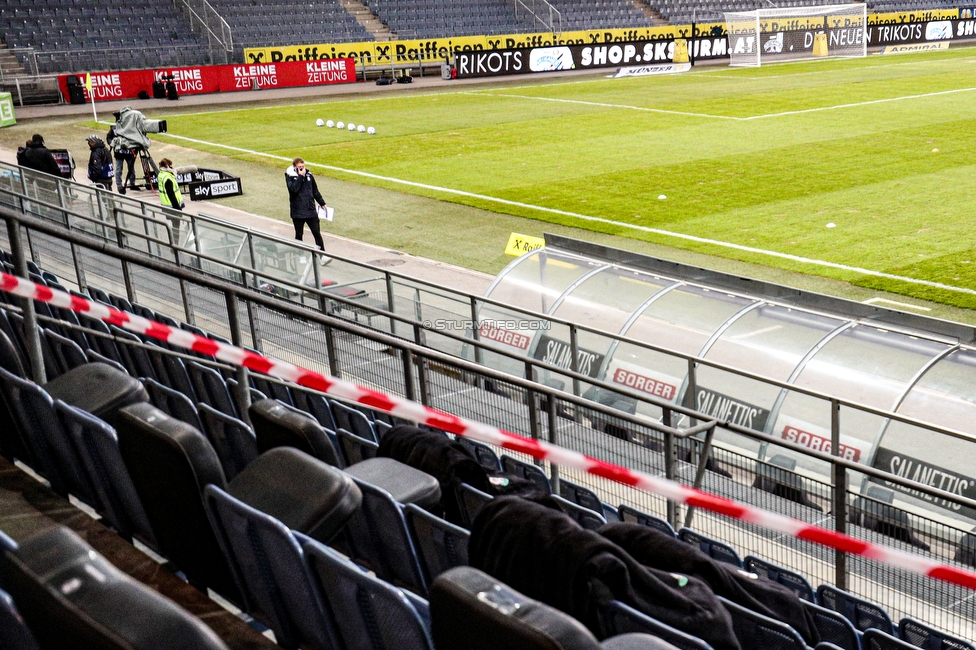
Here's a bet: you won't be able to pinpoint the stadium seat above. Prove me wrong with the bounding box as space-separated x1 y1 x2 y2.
431 567 680 650
116 402 243 604
251 374 293 405
42 328 87 374
677 528 743 568
457 482 494 528
817 584 894 635
719 596 807 650
456 436 502 471
55 400 158 549
332 400 378 442
849 486 930 551
249 398 342 467
600 600 714 650
743 556 815 602
337 427 379 465
0 587 40 649
898 617 975 650
291 388 338 430
553 493 608 530
3 526 229 649
302 537 435 650
144 377 204 431
500 454 552 494
187 360 238 418
405 503 470 586
618 505 677 537
108 324 158 380
559 478 620 521
752 454 823 511
197 403 258 481
863 629 919 650
802 600 863 650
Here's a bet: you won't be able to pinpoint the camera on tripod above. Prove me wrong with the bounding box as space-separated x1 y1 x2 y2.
152 73 179 101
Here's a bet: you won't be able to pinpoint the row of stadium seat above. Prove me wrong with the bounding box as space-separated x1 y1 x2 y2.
1 249 974 648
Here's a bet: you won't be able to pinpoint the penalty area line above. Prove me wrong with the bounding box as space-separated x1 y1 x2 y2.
158 131 976 299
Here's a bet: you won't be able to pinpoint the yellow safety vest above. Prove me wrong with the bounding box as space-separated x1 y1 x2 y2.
157 168 183 208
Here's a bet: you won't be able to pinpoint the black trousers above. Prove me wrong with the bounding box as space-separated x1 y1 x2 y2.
293 218 324 250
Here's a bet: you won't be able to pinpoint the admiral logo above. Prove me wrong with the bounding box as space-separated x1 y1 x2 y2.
529 47 574 72
611 368 677 400
926 20 953 39
781 425 861 462
479 323 531 350
882 42 949 53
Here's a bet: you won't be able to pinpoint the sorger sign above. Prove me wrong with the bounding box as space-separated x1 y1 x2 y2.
58 59 355 102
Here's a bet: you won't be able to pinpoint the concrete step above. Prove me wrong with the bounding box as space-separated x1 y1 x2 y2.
338 0 393 41
632 0 671 24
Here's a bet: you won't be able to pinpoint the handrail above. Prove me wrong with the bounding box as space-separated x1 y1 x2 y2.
7 203 976 518
514 0 562 33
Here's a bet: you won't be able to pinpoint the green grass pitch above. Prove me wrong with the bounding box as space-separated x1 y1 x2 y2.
159 48 976 308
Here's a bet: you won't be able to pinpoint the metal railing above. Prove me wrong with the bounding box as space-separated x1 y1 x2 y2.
177 0 234 64
515 0 563 34
2 166 976 636
0 75 62 106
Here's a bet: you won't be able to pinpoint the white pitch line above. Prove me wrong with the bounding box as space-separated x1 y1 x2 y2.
158 131 976 299
744 86 976 120
467 92 742 120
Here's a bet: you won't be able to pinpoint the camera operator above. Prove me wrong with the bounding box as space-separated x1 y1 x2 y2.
107 112 137 194
110 105 167 152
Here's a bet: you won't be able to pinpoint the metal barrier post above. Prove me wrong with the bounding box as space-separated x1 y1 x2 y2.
6 219 45 383
386 273 396 334
324 322 340 379
114 207 135 303
569 323 581 396
548 393 560 491
664 428 678 529
401 345 416 402
470 296 482 365
226 290 250 421
412 323 429 405
831 397 848 591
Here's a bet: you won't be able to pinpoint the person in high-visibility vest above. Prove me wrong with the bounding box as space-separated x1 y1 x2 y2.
157 158 184 211
157 158 185 235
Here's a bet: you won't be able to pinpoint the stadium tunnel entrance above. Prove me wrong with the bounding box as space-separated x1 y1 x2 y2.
474 234 976 529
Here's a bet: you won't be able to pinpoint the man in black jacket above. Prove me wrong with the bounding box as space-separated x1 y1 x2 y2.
285 157 329 262
85 135 113 190
17 134 61 177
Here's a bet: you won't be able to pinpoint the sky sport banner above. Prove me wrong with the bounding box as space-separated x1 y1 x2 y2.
56 59 354 103
454 38 730 78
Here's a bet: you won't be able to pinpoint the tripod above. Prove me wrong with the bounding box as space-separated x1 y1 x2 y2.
133 147 159 193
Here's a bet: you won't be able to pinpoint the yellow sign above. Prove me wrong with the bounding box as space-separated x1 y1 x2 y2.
505 233 546 257
672 39 689 63
812 32 829 57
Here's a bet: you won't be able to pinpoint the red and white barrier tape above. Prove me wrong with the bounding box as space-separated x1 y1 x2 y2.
5 270 976 591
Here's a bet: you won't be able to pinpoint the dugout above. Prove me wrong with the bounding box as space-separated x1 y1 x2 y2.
476 235 976 528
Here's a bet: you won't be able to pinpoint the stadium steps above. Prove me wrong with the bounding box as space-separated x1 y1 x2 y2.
0 40 27 79
632 0 671 25
340 0 394 40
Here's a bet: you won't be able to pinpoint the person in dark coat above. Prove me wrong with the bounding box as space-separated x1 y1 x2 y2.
599 522 820 645
85 134 114 190
468 496 741 650
17 134 61 177
285 157 328 260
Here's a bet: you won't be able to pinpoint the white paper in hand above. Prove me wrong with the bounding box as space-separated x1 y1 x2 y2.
318 205 334 222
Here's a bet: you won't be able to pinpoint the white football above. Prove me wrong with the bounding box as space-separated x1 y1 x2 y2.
326 119 335 128
336 121 344 129
367 127 376 135
315 118 324 127
357 124 366 133
658 194 667 200
347 123 356 131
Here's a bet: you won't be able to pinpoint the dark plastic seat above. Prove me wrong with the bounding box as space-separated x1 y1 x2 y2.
55 400 158 549
43 328 87 375
752 455 822 511
899 617 975 650
618 504 677 537
251 374 293 405
559 478 620 521
817 584 894 635
3 526 229 650
45 361 149 428
187 360 238 418
343 471 432 595
86 348 130 375
553 494 608 531
720 596 807 650
337 427 379 466
302 537 435 650
291 388 337 430
143 377 204 431
197 403 258 481
802 601 860 650
863 629 919 650
405 503 470 586
500 454 551 494
108 324 157 381
677 528 743 568
457 482 494 529
332 400 377 442
78 313 126 367
0 319 26 378
144 341 196 402
456 436 501 471
601 600 714 650
116 402 242 604
849 487 930 551
249 398 341 467
0 587 40 649
430 567 677 650
743 556 815 602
